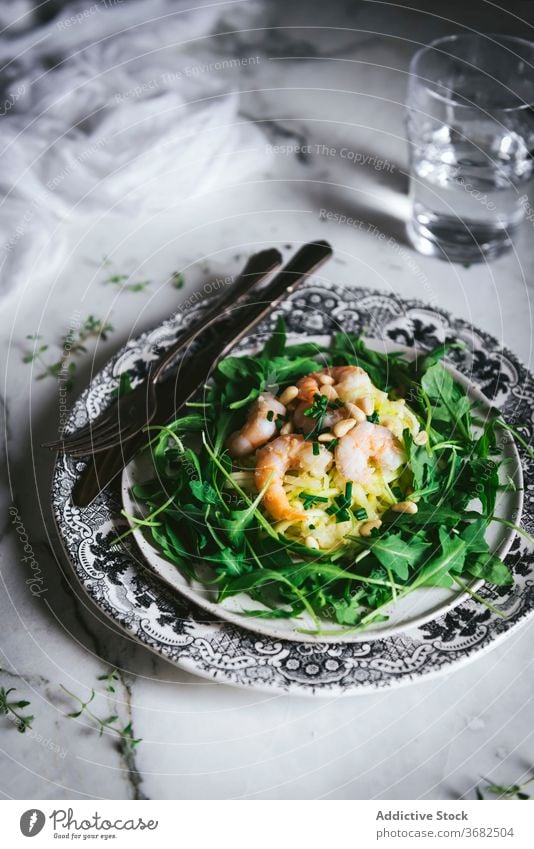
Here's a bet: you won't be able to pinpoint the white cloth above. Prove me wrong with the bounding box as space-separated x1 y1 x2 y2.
0 0 266 294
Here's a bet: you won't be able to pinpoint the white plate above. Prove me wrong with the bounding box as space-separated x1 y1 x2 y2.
122 338 523 643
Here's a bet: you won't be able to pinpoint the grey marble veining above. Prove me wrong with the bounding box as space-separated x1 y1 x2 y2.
1 0 533 800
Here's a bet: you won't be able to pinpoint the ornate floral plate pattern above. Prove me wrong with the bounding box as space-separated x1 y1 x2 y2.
52 282 534 695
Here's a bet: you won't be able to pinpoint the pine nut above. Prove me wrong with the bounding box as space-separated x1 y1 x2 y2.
320 384 338 401
414 430 428 446
345 402 366 423
318 373 335 385
359 519 382 537
279 385 299 405
317 432 336 443
391 501 418 514
305 535 320 550
280 421 294 435
358 396 374 416
333 418 357 438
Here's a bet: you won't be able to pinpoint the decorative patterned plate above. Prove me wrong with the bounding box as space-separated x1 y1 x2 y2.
121 341 522 643
52 281 534 695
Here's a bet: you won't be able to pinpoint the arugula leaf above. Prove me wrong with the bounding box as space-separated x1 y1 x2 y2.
266 355 320 385
464 459 500 516
111 372 133 399
461 518 490 554
189 480 219 505
465 553 513 586
421 363 471 433
217 356 261 382
404 429 435 489
383 504 462 527
285 342 326 357
370 533 431 581
329 332 408 390
475 417 498 459
328 594 363 626
413 528 466 587
208 546 248 577
421 362 456 402
417 342 464 374
169 414 206 432
261 316 286 359
218 475 274 547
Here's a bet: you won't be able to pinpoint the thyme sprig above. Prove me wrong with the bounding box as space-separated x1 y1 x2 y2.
476 774 534 800
0 685 33 733
61 670 141 754
23 317 113 390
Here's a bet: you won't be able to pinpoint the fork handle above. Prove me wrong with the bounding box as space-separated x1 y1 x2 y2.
150 248 282 384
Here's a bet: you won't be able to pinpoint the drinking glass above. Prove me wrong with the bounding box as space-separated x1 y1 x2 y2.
406 34 534 262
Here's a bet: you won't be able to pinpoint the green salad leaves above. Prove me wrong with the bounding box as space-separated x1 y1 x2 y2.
125 319 522 634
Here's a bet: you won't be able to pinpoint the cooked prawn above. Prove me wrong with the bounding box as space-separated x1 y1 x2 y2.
328 365 373 402
293 366 372 433
335 421 404 484
254 434 333 521
226 393 286 458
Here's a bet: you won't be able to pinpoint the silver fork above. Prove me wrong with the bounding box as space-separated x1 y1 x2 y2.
43 249 282 456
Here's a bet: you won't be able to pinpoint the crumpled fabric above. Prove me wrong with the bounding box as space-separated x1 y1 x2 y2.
0 0 267 294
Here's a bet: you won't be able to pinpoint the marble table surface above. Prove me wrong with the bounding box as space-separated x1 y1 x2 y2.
1 0 533 800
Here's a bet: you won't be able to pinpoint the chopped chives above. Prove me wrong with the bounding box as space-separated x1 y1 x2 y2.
300 492 329 509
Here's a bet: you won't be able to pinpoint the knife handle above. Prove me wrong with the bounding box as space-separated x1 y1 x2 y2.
150 247 282 383
215 240 333 363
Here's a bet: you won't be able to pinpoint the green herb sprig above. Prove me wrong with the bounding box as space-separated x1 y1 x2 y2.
102 266 151 292
170 271 185 289
476 775 534 800
0 685 33 733
23 317 113 390
61 671 141 754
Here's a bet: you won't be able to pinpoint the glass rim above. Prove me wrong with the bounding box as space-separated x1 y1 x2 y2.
409 32 534 112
